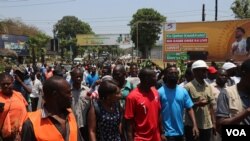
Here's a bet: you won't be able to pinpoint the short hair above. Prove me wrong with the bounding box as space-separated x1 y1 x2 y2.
163 65 177 75
0 73 13 81
43 76 65 99
236 27 245 34
113 64 126 73
71 68 83 76
98 80 119 99
138 67 154 80
241 59 250 74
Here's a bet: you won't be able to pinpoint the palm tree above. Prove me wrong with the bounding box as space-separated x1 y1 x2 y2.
26 33 50 66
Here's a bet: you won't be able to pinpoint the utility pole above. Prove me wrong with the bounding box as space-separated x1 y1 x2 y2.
202 4 205 21
215 0 218 21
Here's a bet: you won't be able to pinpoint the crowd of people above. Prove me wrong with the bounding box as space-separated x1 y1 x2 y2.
0 58 250 141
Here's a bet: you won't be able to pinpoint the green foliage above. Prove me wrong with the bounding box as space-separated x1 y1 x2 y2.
130 8 166 59
54 16 93 39
139 59 154 68
53 16 93 59
231 0 250 18
26 33 50 64
176 59 186 77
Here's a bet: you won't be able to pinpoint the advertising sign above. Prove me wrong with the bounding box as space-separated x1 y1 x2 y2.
0 34 29 56
163 19 250 62
76 34 133 48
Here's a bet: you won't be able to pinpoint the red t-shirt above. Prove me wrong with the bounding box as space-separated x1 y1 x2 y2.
124 87 161 141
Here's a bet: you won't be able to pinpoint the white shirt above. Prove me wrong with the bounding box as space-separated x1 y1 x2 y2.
30 79 43 98
232 38 247 55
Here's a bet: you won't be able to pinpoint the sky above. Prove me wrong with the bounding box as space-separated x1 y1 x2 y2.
0 0 236 37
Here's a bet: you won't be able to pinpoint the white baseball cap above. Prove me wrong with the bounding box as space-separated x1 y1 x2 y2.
222 62 237 70
191 60 208 70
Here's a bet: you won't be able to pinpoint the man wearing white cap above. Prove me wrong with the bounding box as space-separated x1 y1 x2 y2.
222 62 240 85
184 60 216 141
217 59 250 130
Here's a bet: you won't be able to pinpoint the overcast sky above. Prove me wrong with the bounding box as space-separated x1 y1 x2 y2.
0 0 236 36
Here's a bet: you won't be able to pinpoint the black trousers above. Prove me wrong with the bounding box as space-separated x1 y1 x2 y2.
166 136 184 141
185 126 212 141
80 126 89 141
30 97 39 111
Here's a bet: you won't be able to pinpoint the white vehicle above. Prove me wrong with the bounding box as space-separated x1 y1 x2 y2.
73 58 84 64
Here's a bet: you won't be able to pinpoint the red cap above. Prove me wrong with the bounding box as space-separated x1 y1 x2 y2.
208 66 217 74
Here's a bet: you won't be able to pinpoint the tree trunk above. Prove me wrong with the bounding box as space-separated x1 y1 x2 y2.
141 45 148 59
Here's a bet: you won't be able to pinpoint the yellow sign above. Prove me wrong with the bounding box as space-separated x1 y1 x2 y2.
76 34 132 46
163 19 250 61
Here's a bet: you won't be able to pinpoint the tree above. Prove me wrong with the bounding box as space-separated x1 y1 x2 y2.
231 0 250 18
0 19 42 36
26 33 50 66
130 8 166 59
53 16 93 60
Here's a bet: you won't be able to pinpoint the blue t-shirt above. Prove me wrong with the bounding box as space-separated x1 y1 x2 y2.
158 84 193 136
86 73 99 87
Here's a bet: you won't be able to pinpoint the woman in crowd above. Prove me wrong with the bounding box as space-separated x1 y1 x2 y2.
88 79 122 141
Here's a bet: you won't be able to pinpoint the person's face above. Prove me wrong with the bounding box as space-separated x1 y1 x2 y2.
108 87 122 104
72 71 83 85
130 66 138 77
1 77 13 96
144 71 157 87
164 67 179 85
102 68 109 76
57 81 72 109
235 29 244 38
112 69 126 82
216 70 228 86
194 68 208 80
91 67 96 74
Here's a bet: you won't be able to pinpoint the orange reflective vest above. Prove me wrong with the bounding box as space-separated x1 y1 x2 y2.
28 109 78 141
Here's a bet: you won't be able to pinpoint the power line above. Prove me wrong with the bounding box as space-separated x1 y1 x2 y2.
0 0 75 8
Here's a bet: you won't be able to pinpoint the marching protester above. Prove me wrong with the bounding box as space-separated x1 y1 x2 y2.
216 59 250 130
71 68 90 141
21 76 83 141
124 68 161 141
0 73 28 141
88 79 122 141
158 66 199 141
184 60 216 141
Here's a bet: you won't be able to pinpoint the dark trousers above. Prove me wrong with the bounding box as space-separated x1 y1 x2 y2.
166 136 184 141
80 127 89 141
30 97 39 111
185 126 212 141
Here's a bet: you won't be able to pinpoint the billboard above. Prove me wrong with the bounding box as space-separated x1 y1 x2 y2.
163 19 250 62
0 34 29 56
76 34 133 48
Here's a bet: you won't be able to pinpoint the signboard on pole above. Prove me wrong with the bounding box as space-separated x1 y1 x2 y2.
0 34 29 56
76 34 133 48
163 19 250 62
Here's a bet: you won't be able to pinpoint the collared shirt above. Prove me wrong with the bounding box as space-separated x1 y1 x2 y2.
21 107 84 141
30 78 43 98
216 86 250 125
71 85 90 128
210 82 227 110
120 81 135 108
184 79 215 129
